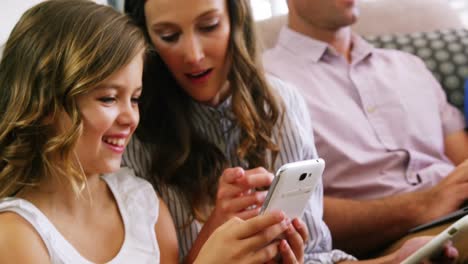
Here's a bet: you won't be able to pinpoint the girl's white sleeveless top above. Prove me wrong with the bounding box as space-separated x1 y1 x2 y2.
0 167 160 264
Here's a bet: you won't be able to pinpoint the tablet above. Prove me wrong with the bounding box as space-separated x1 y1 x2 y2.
408 205 468 233
401 214 468 264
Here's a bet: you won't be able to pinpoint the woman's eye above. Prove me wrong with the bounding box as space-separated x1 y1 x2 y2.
131 97 140 105
98 97 116 104
199 23 219 32
160 33 179 43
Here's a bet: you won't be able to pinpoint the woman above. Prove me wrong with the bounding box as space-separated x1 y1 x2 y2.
0 1 294 263
124 0 460 263
123 0 351 262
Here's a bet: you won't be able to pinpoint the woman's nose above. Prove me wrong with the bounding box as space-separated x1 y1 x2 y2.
183 34 205 65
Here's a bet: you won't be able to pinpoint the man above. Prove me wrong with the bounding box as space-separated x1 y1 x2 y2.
263 0 468 257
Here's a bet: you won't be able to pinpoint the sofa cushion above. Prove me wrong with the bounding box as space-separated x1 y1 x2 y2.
365 29 468 111
352 0 463 36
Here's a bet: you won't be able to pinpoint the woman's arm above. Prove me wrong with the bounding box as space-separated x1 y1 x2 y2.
155 200 179 263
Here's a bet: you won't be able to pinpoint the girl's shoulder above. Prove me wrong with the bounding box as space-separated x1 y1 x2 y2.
0 211 50 262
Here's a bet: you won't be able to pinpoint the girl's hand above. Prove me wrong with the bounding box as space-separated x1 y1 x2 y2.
187 167 274 263
195 211 289 264
280 218 308 264
266 218 308 264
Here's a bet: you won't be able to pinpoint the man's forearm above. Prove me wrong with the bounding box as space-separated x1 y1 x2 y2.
324 193 425 258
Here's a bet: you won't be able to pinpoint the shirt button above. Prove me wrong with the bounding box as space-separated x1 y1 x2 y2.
367 106 377 113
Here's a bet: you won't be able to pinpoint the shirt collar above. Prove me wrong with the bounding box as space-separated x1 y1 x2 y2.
276 26 374 64
190 93 234 121
277 26 328 63
350 34 374 64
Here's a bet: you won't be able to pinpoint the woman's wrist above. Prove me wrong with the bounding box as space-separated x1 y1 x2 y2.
185 212 219 263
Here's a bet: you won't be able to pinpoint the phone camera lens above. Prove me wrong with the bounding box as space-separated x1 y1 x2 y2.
299 173 307 181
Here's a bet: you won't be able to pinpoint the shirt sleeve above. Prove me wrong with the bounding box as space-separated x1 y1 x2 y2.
267 75 357 263
436 81 466 136
413 55 466 135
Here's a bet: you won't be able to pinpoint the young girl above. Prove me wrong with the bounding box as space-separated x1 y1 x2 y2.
0 1 295 263
124 0 460 263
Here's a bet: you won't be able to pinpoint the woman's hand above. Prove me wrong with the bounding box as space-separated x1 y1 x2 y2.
209 167 274 230
195 211 289 264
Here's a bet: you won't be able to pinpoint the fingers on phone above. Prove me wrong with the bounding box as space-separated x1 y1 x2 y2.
284 223 305 261
279 239 299 264
246 172 274 188
251 241 281 263
292 218 309 242
217 191 266 217
221 167 245 184
232 192 266 210
217 185 245 199
236 207 261 220
236 211 286 239
434 241 458 262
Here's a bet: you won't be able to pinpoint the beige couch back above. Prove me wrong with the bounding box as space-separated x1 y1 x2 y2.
256 0 464 50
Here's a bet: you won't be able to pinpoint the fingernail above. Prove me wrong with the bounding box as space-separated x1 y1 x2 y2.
281 239 288 250
292 218 301 228
257 192 267 202
273 210 285 219
448 247 458 257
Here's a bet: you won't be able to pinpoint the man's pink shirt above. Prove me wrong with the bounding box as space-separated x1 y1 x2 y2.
264 27 466 199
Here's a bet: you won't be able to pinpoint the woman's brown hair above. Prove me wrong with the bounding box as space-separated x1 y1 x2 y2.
0 0 146 198
126 0 283 221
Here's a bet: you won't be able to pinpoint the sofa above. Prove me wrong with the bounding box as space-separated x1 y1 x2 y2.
256 0 468 112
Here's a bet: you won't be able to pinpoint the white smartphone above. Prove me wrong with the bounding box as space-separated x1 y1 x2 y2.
401 214 468 264
259 159 325 219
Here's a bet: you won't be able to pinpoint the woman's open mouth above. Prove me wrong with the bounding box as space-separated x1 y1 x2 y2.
185 69 213 83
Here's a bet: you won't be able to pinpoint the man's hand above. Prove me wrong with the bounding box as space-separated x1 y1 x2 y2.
393 236 458 264
416 160 468 224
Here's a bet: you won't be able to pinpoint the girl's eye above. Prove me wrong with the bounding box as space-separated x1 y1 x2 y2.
199 23 219 32
160 33 179 43
98 97 116 104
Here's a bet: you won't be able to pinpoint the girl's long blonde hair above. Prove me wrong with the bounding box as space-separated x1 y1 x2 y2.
0 0 146 198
